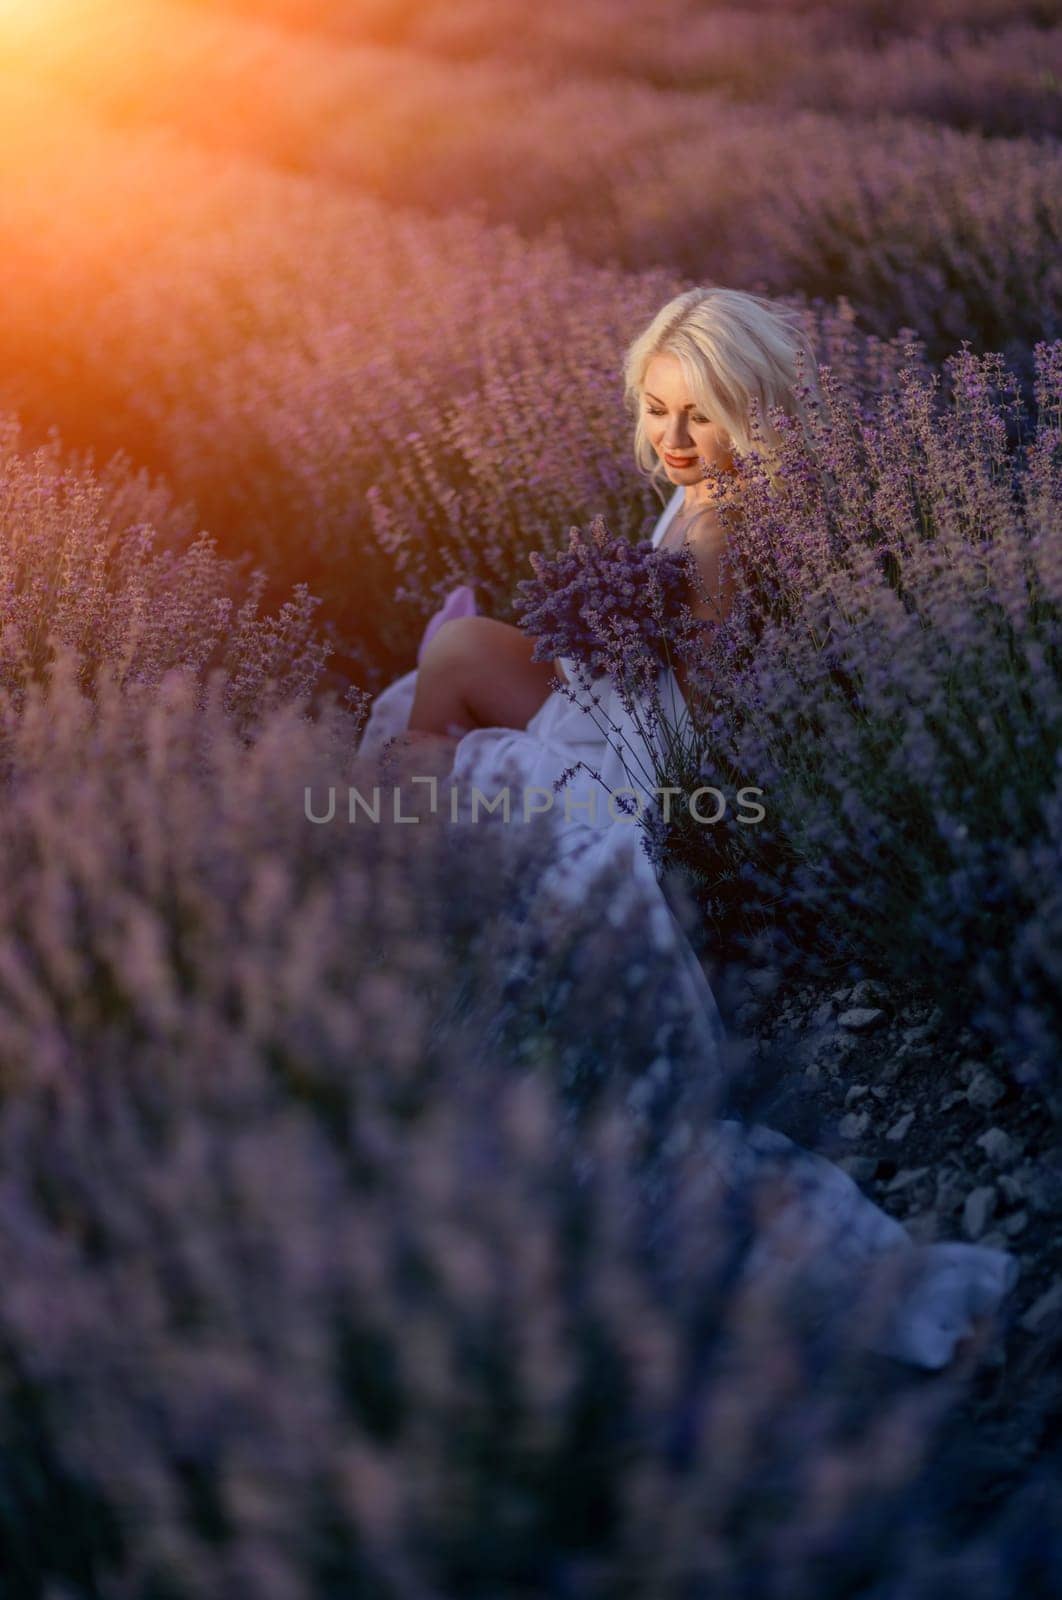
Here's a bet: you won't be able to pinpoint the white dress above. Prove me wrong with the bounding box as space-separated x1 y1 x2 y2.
357 488 1019 1368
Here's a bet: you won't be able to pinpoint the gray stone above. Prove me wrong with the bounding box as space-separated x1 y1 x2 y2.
838 1111 870 1140
848 979 892 1011
744 968 783 999
998 1173 1025 1205
810 1001 835 1029
939 1090 967 1112
1004 1211 1029 1238
837 1007 887 1034
962 1185 998 1240
798 1029 851 1074
975 1127 1021 1168
886 1110 916 1143
935 1173 966 1214
888 1166 930 1193
1019 1282 1062 1336
966 1069 1005 1109
901 1008 943 1044
844 1084 870 1108
1011 1162 1060 1217
831 986 852 1005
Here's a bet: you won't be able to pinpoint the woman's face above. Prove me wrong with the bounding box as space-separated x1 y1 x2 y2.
641 351 735 490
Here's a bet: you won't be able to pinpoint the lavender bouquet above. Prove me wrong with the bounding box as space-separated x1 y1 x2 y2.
513 514 709 701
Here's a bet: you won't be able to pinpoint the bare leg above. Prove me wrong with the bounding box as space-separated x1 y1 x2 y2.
409 616 557 736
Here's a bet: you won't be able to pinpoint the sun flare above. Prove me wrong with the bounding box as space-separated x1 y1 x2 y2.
0 0 55 44
0 0 44 21
0 0 79 46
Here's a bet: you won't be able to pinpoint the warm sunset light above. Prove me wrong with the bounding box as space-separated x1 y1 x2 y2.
0 0 71 68
0 0 1057 1590
0 0 56 32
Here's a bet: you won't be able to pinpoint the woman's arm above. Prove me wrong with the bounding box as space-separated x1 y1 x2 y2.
672 519 737 705
686 519 737 626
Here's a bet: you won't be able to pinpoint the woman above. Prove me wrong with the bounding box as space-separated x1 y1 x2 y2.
357 287 1018 1368
359 288 794 840
381 286 774 752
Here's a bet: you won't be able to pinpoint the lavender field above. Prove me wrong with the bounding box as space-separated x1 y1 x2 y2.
0 1 1059 1595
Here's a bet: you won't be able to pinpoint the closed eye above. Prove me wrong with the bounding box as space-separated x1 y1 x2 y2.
645 404 712 424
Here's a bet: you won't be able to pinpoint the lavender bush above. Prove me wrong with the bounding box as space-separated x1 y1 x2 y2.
644 345 1062 1092
0 415 330 729
363 302 926 655
0 52 1054 1085
5 6 1058 372
780 25 1062 139
0 3 1056 1591
0 648 1052 1597
407 5 1062 139
196 0 1060 40
0 82 929 695
183 0 1062 100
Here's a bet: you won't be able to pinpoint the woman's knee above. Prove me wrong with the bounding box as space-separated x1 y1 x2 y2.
418 615 495 678
414 615 552 733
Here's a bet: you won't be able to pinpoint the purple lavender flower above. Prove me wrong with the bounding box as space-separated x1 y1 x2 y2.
513 515 709 694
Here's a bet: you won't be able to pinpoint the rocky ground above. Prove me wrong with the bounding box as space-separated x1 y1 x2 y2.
712 960 1061 1501
720 966 1061 1333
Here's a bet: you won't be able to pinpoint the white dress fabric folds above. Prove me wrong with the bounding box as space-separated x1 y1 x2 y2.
356 487 1019 1369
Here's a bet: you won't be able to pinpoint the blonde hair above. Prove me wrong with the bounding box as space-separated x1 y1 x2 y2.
623 287 818 496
